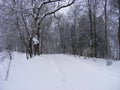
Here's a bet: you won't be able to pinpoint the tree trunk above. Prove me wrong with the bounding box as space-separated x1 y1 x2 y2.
93 0 97 57
71 25 76 55
118 0 120 60
104 0 108 58
88 0 93 57
29 36 33 58
36 30 40 55
93 13 97 57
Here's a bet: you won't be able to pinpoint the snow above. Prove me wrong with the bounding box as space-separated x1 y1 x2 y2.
33 36 39 45
0 52 120 90
0 51 10 90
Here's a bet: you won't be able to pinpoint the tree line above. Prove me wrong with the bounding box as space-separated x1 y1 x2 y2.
0 0 119 60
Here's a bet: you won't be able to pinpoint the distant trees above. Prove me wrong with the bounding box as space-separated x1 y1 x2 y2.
54 14 66 53
0 0 119 60
109 0 120 59
65 0 112 58
0 0 18 52
0 0 75 58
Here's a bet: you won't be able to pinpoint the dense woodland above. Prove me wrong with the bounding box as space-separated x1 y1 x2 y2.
0 0 119 60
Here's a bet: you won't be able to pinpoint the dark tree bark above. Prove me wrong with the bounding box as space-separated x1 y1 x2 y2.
33 44 39 55
118 0 120 60
88 0 93 57
93 13 97 57
104 0 108 58
93 0 97 57
70 25 77 55
29 36 33 58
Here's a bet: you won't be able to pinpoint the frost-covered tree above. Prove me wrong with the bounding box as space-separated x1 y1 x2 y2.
0 0 76 58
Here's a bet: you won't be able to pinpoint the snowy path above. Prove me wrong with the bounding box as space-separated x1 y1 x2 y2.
1 53 120 90
52 55 120 90
3 54 71 90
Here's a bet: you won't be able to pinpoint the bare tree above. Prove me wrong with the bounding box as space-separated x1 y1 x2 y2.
1 0 118 60
92 0 98 57
8 0 76 58
118 0 120 59
31 0 75 56
31 0 76 55
104 0 109 58
88 0 94 57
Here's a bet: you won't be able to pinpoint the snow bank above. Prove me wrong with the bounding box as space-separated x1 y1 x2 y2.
0 52 120 90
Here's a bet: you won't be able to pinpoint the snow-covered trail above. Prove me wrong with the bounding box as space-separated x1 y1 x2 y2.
52 55 120 90
1 52 120 90
3 53 71 90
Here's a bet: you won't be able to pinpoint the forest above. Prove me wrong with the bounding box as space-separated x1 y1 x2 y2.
0 0 120 60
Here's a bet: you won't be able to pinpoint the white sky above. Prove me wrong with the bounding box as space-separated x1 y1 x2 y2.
58 0 75 15
58 6 70 15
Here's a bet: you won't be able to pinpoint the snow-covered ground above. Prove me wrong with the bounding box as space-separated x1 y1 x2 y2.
0 52 120 90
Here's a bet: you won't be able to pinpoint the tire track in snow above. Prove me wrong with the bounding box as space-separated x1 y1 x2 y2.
50 57 74 90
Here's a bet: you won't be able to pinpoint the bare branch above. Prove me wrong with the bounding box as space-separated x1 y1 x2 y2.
38 0 61 12
20 9 30 37
39 0 76 26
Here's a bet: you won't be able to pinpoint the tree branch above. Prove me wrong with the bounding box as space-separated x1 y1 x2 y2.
39 0 76 26
38 0 61 12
